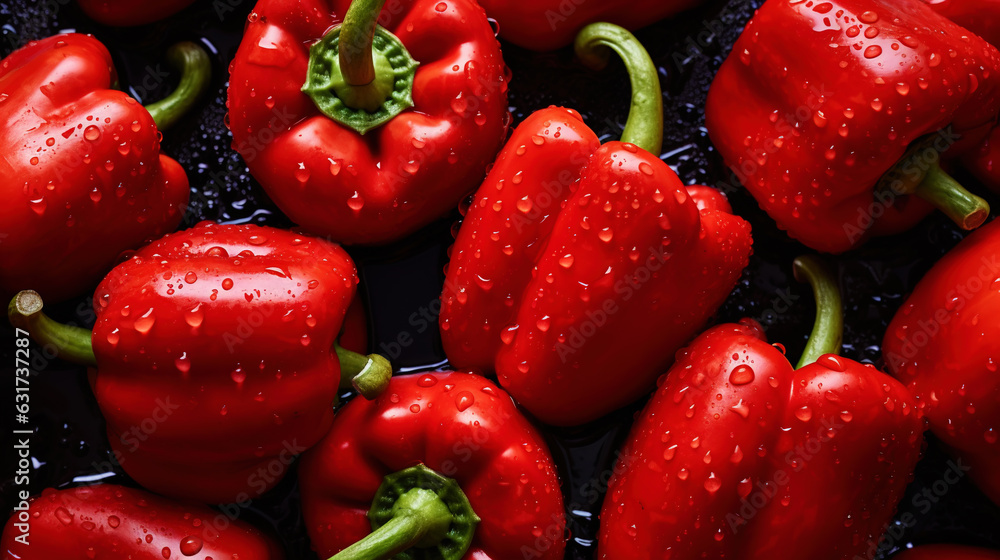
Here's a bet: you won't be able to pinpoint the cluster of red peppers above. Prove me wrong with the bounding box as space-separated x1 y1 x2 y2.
3 0 1000 558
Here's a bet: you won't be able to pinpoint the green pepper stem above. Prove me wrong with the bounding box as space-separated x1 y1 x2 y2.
574 22 663 154
7 291 96 367
328 488 453 560
339 0 387 86
336 344 392 399
914 162 990 230
145 41 212 131
792 256 843 369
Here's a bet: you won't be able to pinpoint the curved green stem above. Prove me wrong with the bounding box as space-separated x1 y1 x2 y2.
302 1 417 134
145 41 212 131
792 256 843 369
336 344 392 399
339 0 387 86
329 489 452 560
914 162 990 230
7 291 96 366
331 464 479 560
574 22 663 154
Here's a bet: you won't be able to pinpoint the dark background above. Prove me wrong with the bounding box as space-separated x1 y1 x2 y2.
1 0 999 557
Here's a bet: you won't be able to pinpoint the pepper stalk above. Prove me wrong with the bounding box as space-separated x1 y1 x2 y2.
877 135 990 231
792 256 844 369
144 41 212 131
574 22 663 155
302 0 419 134
327 464 480 560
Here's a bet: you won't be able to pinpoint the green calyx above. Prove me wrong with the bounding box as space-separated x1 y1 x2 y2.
877 134 989 231
792 256 844 369
335 344 392 399
328 465 479 560
8 291 97 366
303 24 418 135
574 22 663 154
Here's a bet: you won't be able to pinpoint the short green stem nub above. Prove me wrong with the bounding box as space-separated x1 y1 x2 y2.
303 0 418 134
792 256 843 369
8 291 96 366
329 465 479 560
336 345 392 399
914 163 990 230
145 41 212 131
574 22 663 154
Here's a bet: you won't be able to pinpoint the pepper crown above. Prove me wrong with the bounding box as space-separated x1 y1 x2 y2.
328 464 480 560
303 0 419 135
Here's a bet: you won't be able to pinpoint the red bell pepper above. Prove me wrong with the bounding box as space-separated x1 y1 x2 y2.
924 0 1000 46
706 0 1000 254
227 0 509 245
894 545 1000 559
476 0 701 51
77 0 198 26
7 222 391 504
298 370 565 560
0 33 210 304
883 217 1000 505
1 484 283 559
599 256 925 559
439 23 752 426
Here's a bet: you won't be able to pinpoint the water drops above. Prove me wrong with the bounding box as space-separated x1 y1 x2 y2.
417 375 437 387
54 507 73 525
179 536 203 556
348 191 365 211
730 399 750 418
134 309 156 334
794 405 813 422
704 472 721 493
729 364 755 385
817 354 846 372
175 353 191 374
863 45 882 59
456 391 475 411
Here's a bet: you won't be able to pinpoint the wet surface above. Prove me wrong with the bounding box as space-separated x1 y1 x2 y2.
1 0 999 558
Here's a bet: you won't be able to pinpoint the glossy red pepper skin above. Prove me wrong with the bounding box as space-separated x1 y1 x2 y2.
90 222 358 503
76 0 198 26
883 218 1000 504
599 321 924 559
439 107 752 426
895 545 1000 559
0 34 189 303
228 0 509 246
924 0 1000 46
705 0 1000 253
299 371 565 559
477 0 701 51
964 127 1000 192
0 484 283 559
